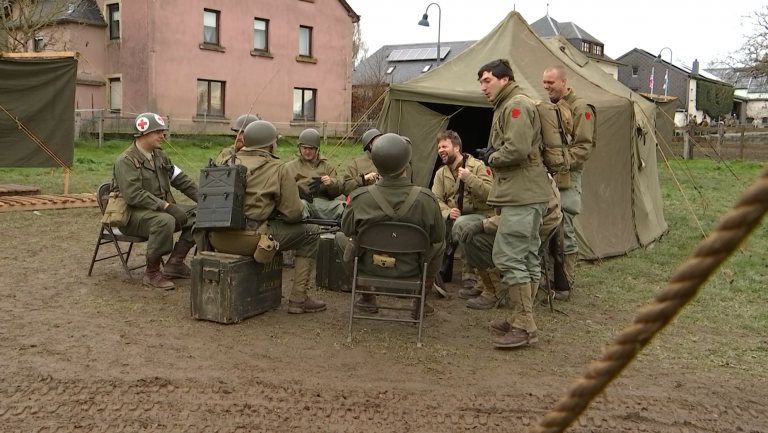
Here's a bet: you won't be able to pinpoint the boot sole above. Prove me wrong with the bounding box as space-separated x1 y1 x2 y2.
162 273 190 279
142 282 175 291
489 325 510 334
493 336 539 348
467 298 502 309
287 305 327 314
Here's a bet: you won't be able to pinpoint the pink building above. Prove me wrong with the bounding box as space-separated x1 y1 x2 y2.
49 0 359 134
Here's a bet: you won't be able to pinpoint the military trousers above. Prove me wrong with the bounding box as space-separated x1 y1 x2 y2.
493 203 547 286
560 171 582 255
450 214 487 283
334 232 445 278
121 204 196 258
301 198 345 221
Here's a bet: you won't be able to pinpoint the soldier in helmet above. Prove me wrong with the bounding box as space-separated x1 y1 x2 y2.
110 112 199 290
341 128 383 195
208 120 327 314
284 128 344 220
335 133 445 317
216 114 260 164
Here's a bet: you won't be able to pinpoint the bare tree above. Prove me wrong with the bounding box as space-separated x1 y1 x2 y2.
352 22 368 67
716 6 768 79
352 49 391 122
0 0 86 53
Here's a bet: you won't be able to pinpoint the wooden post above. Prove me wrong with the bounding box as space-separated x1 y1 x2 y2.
63 169 70 194
167 116 172 141
683 131 692 160
740 126 746 160
322 121 327 147
717 123 724 157
98 109 104 148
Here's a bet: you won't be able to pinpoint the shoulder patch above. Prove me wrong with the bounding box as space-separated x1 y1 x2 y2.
512 108 521 118
585 112 591 120
487 168 491 176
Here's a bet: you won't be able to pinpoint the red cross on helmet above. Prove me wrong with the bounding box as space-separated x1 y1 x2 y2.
134 112 169 137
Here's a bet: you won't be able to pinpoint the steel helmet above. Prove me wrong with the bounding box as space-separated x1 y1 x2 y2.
297 128 321 148
361 128 383 150
243 120 279 148
134 112 169 137
231 114 260 133
371 133 412 179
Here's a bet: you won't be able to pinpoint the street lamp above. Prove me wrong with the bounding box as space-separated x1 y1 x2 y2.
418 3 442 66
655 47 673 96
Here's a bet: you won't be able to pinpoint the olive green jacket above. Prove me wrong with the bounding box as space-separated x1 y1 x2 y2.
431 154 494 219
112 143 198 211
215 145 238 165
284 152 343 200
561 89 596 172
342 152 377 196
486 83 553 206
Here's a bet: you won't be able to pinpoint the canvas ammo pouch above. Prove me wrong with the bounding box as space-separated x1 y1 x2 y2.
372 254 396 268
253 222 280 264
101 192 130 227
521 96 574 189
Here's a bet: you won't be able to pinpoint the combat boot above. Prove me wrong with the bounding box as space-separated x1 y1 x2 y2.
489 319 511 334
163 240 194 279
558 253 578 300
355 290 379 314
458 287 482 300
493 327 538 349
412 276 436 319
466 292 507 309
143 255 175 290
287 256 326 314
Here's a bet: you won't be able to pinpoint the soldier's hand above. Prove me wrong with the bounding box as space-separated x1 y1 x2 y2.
449 208 461 220
477 146 496 166
309 177 322 195
457 167 471 181
164 203 188 229
299 188 314 203
460 221 484 243
320 175 332 185
364 172 379 182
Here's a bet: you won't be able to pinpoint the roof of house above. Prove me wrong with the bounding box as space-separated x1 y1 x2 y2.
353 40 476 85
29 0 107 27
529 15 624 65
337 0 360 23
617 48 726 84
705 67 768 92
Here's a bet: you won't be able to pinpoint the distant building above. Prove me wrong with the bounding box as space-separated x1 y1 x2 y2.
705 67 768 125
529 14 624 79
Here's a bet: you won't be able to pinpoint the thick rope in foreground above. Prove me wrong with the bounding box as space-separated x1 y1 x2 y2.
531 164 768 433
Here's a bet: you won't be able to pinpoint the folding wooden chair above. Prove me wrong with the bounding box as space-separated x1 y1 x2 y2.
87 182 148 281
347 222 431 347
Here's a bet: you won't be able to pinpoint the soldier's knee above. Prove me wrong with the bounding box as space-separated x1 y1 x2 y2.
155 213 177 233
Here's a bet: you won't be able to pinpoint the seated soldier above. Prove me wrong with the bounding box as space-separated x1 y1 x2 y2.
430 130 494 297
284 128 344 220
216 114 259 164
111 113 198 290
208 120 326 314
460 175 562 312
341 128 383 196
335 134 445 316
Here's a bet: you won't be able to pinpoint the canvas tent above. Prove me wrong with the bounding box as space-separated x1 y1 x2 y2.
377 11 667 260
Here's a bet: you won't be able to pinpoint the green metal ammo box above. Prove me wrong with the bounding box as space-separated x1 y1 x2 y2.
315 233 352 292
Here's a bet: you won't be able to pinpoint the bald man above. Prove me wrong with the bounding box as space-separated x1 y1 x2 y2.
542 65 596 299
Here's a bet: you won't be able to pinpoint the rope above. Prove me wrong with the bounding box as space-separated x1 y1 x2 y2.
325 90 388 163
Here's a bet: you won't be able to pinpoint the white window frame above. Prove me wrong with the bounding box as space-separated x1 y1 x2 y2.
299 25 313 57
422 65 431 73
105 74 123 113
386 66 395 74
104 1 121 41
254 18 269 51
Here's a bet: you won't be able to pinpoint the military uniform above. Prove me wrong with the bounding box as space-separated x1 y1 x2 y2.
559 89 596 288
431 154 494 286
341 151 378 196
216 145 237 165
284 152 344 220
484 82 554 338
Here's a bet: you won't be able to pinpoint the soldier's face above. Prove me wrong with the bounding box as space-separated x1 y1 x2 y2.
235 131 245 147
479 71 508 102
139 130 165 150
543 70 567 102
437 139 459 165
299 145 318 161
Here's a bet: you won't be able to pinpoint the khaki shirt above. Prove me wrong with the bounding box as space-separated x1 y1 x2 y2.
482 176 562 236
215 145 238 165
342 177 445 277
431 154 494 219
283 152 343 200
228 147 303 223
486 83 553 206
342 152 377 196
561 89 596 172
112 142 198 210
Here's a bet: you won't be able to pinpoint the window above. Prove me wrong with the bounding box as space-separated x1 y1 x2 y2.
581 41 589 52
422 64 431 73
107 3 120 40
293 88 316 121
595 45 603 56
254 18 268 51
386 66 395 74
203 9 219 45
33 36 43 52
197 79 225 116
109 78 122 112
299 26 312 57
631 66 639 77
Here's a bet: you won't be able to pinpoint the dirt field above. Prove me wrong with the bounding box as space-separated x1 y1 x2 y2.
1 205 767 433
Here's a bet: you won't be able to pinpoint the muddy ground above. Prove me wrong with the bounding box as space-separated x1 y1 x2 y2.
0 207 766 433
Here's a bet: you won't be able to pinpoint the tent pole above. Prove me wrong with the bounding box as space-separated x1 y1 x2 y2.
64 169 70 194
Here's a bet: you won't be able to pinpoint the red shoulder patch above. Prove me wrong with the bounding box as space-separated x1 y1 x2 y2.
585 112 591 120
512 108 521 119
487 169 491 176
346 196 351 205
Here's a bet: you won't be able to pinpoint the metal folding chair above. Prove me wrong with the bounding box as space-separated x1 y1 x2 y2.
347 222 431 347
87 182 148 281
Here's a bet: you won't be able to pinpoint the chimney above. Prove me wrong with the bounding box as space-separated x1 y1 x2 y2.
692 59 700 75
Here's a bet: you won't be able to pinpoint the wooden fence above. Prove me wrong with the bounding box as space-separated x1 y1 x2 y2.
662 125 768 161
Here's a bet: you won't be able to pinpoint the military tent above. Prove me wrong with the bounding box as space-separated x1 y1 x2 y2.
377 11 667 260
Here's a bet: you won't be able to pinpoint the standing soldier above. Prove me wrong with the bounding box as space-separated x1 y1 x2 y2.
476 59 553 348
208 120 326 314
430 130 494 300
284 129 344 220
335 134 445 317
111 112 199 290
342 128 382 196
542 65 597 299
216 114 259 164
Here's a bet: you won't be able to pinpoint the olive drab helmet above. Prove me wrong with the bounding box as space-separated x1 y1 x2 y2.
297 128 321 148
134 112 169 137
371 133 412 179
243 120 279 148
361 128 383 151
231 114 260 133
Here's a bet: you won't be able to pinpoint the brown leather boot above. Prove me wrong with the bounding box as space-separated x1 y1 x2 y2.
355 292 379 314
493 327 538 349
466 292 507 309
163 240 194 279
459 287 482 300
287 256 326 314
287 298 327 314
489 319 511 334
143 255 175 290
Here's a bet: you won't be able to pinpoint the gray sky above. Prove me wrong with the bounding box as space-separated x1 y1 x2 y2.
346 0 765 68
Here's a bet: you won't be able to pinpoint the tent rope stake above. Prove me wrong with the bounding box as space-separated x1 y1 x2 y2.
531 163 768 433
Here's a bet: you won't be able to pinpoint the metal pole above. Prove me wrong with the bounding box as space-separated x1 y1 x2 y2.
436 4 441 66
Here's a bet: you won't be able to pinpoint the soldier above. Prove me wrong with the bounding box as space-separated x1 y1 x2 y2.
341 128 382 196
284 129 344 220
208 120 326 314
475 59 554 348
216 114 259 164
335 134 445 316
542 65 597 300
430 130 494 300
111 112 198 290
